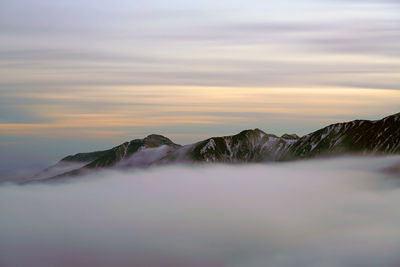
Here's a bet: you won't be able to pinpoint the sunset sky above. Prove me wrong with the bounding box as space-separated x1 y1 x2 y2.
1 0 399 175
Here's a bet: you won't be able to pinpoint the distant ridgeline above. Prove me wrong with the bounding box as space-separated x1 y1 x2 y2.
30 112 400 182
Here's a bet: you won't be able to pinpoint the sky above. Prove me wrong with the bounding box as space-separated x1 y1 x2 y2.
1 0 400 175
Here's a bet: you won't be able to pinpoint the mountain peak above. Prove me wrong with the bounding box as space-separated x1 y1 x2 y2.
143 134 180 148
237 128 266 137
145 134 167 139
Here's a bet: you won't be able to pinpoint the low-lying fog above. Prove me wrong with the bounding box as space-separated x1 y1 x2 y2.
1 156 400 267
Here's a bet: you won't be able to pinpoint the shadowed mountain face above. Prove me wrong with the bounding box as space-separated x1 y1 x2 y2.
28 112 400 182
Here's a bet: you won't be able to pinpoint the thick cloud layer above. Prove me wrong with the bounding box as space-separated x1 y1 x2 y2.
1 156 400 267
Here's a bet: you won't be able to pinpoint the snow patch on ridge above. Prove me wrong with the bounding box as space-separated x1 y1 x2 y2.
200 139 216 155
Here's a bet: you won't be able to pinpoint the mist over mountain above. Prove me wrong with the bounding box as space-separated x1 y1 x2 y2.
2 156 400 267
18 112 400 183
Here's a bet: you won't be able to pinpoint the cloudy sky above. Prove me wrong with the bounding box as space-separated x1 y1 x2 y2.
0 0 399 175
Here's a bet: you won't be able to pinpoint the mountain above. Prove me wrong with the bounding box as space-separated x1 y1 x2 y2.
31 134 180 181
84 134 180 169
29 112 400 182
161 129 298 163
280 112 400 160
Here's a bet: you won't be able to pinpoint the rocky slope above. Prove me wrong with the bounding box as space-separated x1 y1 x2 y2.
280 112 400 160
31 134 180 181
161 129 299 163
30 112 400 182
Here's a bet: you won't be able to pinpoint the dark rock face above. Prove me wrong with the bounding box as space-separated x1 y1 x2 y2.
29 112 400 182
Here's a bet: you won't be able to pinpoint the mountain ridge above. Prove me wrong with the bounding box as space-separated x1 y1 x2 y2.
29 112 400 182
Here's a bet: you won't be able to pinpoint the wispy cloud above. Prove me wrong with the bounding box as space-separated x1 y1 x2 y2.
1 87 399 140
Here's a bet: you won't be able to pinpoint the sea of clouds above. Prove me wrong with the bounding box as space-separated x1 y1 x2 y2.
1 156 400 267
